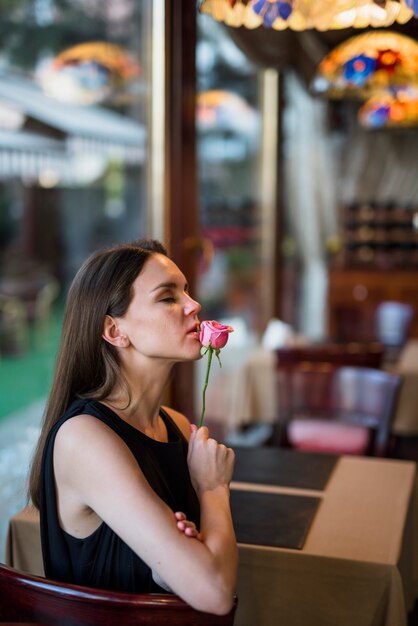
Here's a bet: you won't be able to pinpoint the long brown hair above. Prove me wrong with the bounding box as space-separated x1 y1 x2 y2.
29 239 167 509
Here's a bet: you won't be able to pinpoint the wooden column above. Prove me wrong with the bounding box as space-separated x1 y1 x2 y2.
164 0 199 420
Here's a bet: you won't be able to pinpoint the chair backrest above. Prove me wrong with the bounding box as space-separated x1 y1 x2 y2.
0 564 237 626
274 363 402 457
375 301 415 348
276 342 385 369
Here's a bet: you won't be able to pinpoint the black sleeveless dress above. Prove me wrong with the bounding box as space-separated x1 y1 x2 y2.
40 398 200 592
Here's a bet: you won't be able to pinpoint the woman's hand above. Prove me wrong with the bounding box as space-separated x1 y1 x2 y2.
187 425 235 496
174 511 202 541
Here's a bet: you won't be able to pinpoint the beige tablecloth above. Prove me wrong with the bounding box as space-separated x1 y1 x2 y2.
4 456 418 626
233 456 418 626
228 342 418 436
5 505 44 577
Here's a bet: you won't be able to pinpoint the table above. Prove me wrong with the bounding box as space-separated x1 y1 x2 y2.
4 452 418 626
228 341 418 436
233 452 418 626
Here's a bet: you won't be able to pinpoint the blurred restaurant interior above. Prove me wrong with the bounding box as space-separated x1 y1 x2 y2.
1 1 418 624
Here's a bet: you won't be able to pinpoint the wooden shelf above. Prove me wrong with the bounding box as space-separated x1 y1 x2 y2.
338 202 418 269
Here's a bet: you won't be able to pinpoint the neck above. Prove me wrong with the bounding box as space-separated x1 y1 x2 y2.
105 358 173 430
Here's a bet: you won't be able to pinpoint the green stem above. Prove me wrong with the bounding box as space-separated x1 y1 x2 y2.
199 346 213 428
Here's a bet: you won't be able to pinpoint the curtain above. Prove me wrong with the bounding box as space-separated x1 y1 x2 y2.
282 71 338 339
283 71 418 339
339 125 418 204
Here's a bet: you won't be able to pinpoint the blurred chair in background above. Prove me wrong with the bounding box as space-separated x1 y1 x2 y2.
328 301 415 363
375 301 415 363
275 342 385 369
272 364 402 457
224 341 386 448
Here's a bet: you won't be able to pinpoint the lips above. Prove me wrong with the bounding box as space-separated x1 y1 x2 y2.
186 323 200 340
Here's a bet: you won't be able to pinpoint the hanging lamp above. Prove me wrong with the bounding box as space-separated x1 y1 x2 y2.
199 1 416 31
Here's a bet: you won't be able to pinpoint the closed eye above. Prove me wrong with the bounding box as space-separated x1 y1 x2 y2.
160 297 176 303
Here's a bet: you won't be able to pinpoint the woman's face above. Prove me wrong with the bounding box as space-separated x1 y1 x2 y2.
117 253 202 363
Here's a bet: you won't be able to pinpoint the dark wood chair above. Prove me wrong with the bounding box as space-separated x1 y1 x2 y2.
272 364 402 457
0 564 237 626
328 302 415 354
276 342 385 370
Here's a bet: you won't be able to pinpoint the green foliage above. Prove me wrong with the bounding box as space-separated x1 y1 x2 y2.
0 302 63 420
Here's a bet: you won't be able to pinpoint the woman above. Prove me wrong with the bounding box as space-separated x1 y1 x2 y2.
28 239 237 615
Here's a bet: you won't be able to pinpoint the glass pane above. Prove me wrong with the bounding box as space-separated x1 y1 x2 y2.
0 1 151 420
194 14 267 438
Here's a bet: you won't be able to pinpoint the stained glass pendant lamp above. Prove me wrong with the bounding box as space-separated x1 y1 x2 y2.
199 1 417 31
38 42 140 105
358 87 418 127
312 30 418 127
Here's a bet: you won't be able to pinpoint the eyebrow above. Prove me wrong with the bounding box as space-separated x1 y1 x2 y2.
150 281 188 293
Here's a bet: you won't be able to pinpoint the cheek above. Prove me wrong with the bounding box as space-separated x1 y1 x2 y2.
135 319 174 347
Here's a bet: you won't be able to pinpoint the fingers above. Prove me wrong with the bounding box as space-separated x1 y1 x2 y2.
187 424 235 492
190 425 235 453
177 519 197 533
190 424 209 437
174 511 200 539
188 425 209 458
195 425 209 440
175 512 200 537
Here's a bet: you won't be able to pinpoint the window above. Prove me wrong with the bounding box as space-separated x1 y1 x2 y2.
0 0 152 418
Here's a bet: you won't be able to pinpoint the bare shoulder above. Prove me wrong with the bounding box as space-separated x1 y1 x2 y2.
53 413 140 498
162 406 191 441
55 413 115 444
54 413 132 464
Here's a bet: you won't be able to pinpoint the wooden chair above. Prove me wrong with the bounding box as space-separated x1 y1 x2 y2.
275 342 385 370
0 564 237 626
328 303 415 353
272 364 402 457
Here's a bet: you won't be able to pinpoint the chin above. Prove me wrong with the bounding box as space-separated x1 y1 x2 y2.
180 345 202 361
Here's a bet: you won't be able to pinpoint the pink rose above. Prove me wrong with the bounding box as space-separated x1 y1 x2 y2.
199 320 234 350
198 320 234 427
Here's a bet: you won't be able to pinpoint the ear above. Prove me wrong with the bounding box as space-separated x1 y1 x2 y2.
102 315 130 348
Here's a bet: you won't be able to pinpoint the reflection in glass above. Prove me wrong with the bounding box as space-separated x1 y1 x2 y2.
0 1 151 419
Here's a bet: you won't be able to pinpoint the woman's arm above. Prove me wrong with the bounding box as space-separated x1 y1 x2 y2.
53 416 237 615
186 424 237 604
162 407 238 606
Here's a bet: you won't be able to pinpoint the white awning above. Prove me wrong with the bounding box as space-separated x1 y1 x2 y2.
0 72 146 182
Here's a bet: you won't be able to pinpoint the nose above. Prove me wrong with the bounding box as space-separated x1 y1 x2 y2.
184 293 201 316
